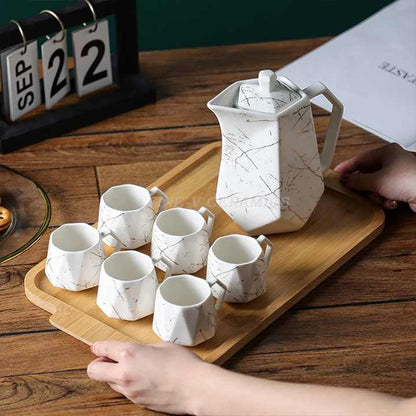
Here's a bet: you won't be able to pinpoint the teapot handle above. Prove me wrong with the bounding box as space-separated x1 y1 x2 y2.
303 83 344 171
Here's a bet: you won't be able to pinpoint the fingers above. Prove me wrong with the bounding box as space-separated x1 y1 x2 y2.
108 382 126 396
383 199 398 210
95 355 116 363
91 341 138 362
87 357 118 382
335 146 384 174
341 173 400 210
367 192 384 205
367 193 398 210
149 341 174 349
383 142 408 163
340 172 382 192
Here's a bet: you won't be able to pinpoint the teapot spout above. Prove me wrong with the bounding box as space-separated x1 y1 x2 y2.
207 79 278 126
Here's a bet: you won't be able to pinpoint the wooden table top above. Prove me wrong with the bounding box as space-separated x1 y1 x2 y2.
0 38 415 415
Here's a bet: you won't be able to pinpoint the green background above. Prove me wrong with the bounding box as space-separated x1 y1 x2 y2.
0 0 394 51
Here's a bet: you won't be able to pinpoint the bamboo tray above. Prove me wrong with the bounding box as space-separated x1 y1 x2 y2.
25 142 385 365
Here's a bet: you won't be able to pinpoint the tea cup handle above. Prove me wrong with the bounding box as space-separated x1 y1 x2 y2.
208 278 227 311
149 187 168 214
99 230 122 254
257 235 273 268
152 254 174 281
198 207 215 237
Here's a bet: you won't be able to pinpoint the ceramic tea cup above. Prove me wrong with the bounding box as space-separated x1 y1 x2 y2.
97 251 173 321
206 234 273 303
98 184 168 249
45 222 121 291
152 274 227 346
151 207 215 274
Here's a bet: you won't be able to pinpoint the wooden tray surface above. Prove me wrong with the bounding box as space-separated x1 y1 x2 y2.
25 142 385 365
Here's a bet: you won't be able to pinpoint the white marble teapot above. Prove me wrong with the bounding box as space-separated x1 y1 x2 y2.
207 70 344 234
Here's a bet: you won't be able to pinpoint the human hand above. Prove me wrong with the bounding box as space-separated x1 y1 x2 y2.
87 341 416 416
87 341 209 414
335 143 416 212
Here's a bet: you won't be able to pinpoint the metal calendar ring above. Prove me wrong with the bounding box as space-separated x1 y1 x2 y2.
81 0 99 33
9 20 27 55
41 10 66 43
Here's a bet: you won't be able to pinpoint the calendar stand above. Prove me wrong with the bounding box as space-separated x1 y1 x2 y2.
0 0 156 154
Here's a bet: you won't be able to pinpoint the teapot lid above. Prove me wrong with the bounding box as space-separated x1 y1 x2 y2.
237 70 301 113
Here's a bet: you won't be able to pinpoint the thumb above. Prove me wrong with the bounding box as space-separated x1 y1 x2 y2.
340 172 382 193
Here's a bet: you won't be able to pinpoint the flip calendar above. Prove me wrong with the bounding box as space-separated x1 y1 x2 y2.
0 0 155 154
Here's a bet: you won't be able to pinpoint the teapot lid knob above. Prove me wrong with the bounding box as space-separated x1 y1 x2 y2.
259 70 278 94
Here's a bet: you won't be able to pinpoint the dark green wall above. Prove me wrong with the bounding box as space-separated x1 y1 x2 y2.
0 1 394 51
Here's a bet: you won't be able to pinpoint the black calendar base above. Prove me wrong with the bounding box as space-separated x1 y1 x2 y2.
0 74 156 154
